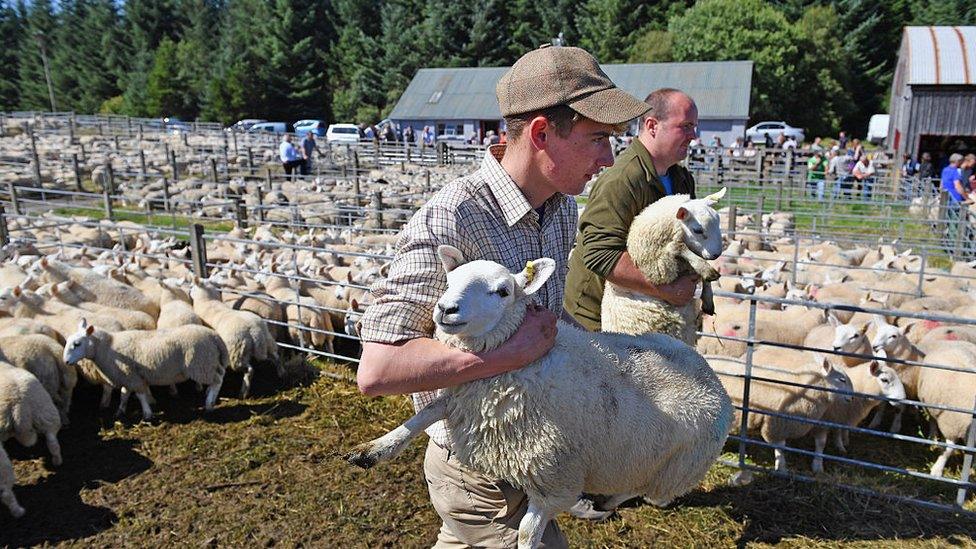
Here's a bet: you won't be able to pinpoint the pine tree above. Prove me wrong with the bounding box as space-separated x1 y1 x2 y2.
17 0 57 111
575 0 648 63
121 0 186 116
51 0 125 113
175 0 222 119
0 1 24 110
263 0 335 120
330 0 385 122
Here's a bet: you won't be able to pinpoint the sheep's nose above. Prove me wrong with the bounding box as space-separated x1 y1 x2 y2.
438 303 459 315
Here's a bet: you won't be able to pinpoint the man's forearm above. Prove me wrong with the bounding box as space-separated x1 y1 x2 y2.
605 251 664 298
358 337 529 396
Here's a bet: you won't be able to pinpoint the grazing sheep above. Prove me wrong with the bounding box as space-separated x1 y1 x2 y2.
0 363 62 466
61 319 227 420
601 188 726 344
707 354 852 480
190 281 280 398
347 247 732 549
30 257 159 318
0 335 76 423
0 443 24 517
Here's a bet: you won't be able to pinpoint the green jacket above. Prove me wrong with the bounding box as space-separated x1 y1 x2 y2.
564 139 696 331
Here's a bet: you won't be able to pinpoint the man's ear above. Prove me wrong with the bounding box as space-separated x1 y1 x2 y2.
528 116 549 149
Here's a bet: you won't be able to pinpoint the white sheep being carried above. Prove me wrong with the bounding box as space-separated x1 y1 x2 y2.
346 246 733 549
62 319 227 420
601 188 726 344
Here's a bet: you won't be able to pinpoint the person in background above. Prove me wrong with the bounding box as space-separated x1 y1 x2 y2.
852 153 876 200
783 134 798 149
850 138 864 164
806 150 828 199
809 136 824 151
763 132 773 148
838 130 848 149
828 148 853 199
279 134 304 177
902 153 920 177
422 125 435 147
960 153 976 193
564 88 699 332
402 124 415 144
918 152 935 192
299 132 320 176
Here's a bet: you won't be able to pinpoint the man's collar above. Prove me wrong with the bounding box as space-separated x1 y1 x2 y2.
631 138 669 194
483 144 563 227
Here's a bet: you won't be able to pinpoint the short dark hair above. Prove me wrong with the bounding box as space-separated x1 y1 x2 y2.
504 105 581 143
640 88 682 126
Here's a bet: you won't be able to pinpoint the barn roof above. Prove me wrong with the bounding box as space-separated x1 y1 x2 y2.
903 26 976 85
389 60 753 121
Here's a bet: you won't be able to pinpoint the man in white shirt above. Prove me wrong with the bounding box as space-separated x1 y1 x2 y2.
278 135 303 176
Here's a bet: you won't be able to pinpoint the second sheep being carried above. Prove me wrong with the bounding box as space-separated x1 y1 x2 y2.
601 187 727 344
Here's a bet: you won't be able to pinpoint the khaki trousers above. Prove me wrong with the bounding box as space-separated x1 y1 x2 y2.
423 440 567 548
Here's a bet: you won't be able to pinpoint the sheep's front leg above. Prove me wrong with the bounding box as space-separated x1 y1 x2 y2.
889 404 904 433
811 431 827 473
700 282 716 316
116 386 131 418
682 251 720 282
772 440 789 472
240 365 255 399
204 382 222 410
517 500 557 549
345 396 448 469
0 486 25 518
833 429 848 454
99 384 113 409
930 438 955 477
867 404 885 430
136 391 154 421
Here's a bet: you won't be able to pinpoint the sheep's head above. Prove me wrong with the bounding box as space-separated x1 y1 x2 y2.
63 318 97 365
344 298 367 337
433 245 554 340
677 188 726 260
189 278 221 301
0 286 19 313
871 316 905 353
828 314 869 354
868 360 906 401
812 355 853 403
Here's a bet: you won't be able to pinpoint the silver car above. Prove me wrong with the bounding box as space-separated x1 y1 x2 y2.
745 121 805 144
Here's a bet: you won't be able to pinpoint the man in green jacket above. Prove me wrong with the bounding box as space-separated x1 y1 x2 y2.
565 88 701 331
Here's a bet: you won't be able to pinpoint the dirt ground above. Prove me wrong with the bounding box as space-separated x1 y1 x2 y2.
2 360 975 548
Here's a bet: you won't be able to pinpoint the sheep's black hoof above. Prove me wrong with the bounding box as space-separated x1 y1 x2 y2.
344 449 378 469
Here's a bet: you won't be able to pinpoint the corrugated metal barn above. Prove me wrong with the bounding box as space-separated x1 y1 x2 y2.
889 26 976 166
389 60 753 146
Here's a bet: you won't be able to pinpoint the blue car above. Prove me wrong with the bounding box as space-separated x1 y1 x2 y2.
294 119 327 137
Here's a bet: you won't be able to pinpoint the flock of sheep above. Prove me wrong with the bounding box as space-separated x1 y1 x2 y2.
2 122 975 534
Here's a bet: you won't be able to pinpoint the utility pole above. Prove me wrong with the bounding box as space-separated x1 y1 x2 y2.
34 32 56 112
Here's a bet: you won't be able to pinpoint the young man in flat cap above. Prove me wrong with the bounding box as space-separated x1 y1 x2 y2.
356 45 649 547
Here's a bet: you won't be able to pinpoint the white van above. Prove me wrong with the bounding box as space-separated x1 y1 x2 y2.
867 114 889 145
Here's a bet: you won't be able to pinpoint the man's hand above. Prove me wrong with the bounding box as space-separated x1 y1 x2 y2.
481 304 557 371
654 273 700 307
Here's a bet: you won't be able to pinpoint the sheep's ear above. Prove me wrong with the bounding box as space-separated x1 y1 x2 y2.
858 322 870 335
514 258 556 295
40 257 48 268
869 360 882 377
350 298 359 310
78 318 88 331
818 355 833 374
676 206 689 221
827 313 840 327
437 245 465 273
12 286 21 297
704 187 727 205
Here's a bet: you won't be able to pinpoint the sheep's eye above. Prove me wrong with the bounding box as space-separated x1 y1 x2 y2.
495 287 509 298
693 227 705 235
732 324 741 331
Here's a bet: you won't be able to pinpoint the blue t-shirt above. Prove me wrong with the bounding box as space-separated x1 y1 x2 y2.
942 165 964 202
660 173 674 196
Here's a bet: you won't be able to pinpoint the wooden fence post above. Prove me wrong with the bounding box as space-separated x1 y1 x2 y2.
210 157 219 186
8 183 20 215
256 184 265 222
103 161 115 220
372 191 384 227
727 204 737 237
139 150 147 184
28 125 41 187
0 205 8 246
353 150 362 207
247 147 254 175
170 149 179 182
189 224 208 279
162 176 171 213
72 153 82 192
235 198 247 229
755 195 765 234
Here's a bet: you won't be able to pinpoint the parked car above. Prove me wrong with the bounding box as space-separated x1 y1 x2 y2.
294 119 327 137
745 121 805 144
227 119 267 132
867 114 890 145
326 123 361 143
247 122 294 135
163 117 191 133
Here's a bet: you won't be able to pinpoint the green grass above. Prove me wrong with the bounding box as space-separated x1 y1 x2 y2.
50 206 236 234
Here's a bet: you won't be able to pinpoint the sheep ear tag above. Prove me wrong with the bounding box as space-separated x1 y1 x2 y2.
515 258 556 295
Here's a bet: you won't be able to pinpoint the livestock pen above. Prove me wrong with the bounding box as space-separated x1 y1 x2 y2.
1 115 975 546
